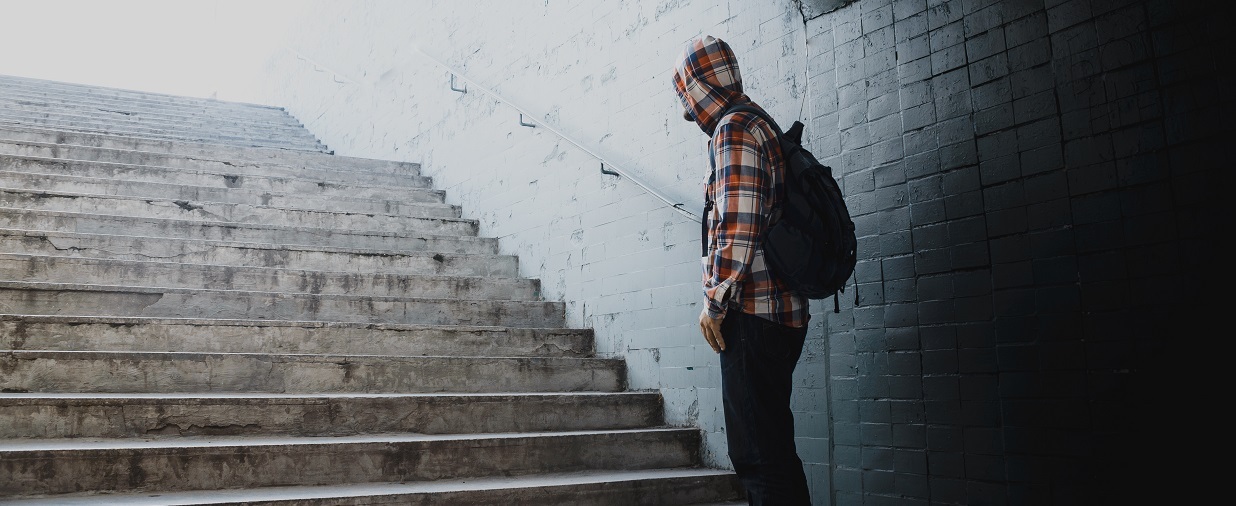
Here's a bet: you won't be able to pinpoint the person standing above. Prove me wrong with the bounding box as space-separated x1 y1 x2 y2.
672 35 812 505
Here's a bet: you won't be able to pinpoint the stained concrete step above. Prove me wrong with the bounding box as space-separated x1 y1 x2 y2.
0 117 322 154
0 95 307 129
0 391 663 439
0 152 433 194
0 188 468 234
0 254 540 300
0 137 421 177
0 117 327 152
0 125 359 169
0 468 741 505
0 74 290 113
0 210 482 252
0 105 318 140
0 92 300 127
0 429 701 496
0 229 508 275
0 281 565 327
0 85 299 123
0 315 594 357
0 350 621 394
0 170 446 216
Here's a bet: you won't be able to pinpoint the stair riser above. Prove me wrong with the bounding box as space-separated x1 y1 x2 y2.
0 317 594 357
0 107 317 139
0 119 325 151
1 155 433 194
0 126 404 172
0 352 621 394
0 230 507 274
0 286 566 327
0 92 300 126
0 394 661 438
0 79 294 113
0 255 539 300
0 212 480 251
203 476 740 506
0 98 306 129
0 170 447 215
0 139 420 177
0 190 468 233
0 474 741 506
0 85 287 114
0 431 697 496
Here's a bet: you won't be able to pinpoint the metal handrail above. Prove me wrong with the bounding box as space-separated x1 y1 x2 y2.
410 45 698 222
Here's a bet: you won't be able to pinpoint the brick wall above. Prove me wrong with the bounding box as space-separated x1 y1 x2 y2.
256 0 1220 503
804 0 1218 504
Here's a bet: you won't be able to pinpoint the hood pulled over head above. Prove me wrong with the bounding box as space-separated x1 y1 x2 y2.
673 35 749 135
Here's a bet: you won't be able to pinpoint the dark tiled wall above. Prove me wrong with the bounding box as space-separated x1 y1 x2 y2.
812 0 1219 503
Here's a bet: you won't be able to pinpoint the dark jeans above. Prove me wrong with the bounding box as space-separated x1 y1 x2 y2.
720 308 811 505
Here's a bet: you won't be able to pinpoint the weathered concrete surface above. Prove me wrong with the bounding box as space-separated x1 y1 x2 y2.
0 188 468 233
0 429 698 496
0 74 292 111
0 254 538 300
0 138 421 178
0 153 432 194
0 468 740 505
0 282 566 327
0 229 509 274
0 169 447 215
0 73 740 503
0 315 594 357
0 210 481 252
0 392 662 438
0 125 399 171
0 350 621 394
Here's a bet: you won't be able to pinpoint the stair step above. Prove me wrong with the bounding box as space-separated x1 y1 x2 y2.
0 429 700 496
0 125 356 168
0 93 304 129
0 115 326 152
0 74 293 113
0 106 318 140
0 392 662 439
0 315 594 357
1 152 432 194
0 169 446 216
0 137 421 177
0 468 738 505
0 188 468 233
0 254 539 300
0 228 509 274
0 350 621 394
0 280 565 327
0 210 483 252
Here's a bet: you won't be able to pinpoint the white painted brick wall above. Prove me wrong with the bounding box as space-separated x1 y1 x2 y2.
254 0 837 499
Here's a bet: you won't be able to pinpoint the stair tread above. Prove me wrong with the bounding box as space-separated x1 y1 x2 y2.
0 227 499 255
0 468 736 505
0 391 653 400
0 428 691 452
1 152 434 191
0 314 579 333
0 138 421 175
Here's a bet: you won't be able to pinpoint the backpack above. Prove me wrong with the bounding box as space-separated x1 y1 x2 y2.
704 104 858 312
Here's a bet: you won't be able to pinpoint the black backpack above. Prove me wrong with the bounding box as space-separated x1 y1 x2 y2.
704 104 858 312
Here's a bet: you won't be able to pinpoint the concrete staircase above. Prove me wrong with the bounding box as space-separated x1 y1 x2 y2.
0 74 743 504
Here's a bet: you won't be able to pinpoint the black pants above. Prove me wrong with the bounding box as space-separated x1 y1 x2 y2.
720 308 811 505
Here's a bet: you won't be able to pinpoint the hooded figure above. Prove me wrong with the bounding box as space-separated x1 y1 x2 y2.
673 35 813 505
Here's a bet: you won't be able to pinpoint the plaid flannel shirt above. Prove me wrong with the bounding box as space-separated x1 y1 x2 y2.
674 36 809 328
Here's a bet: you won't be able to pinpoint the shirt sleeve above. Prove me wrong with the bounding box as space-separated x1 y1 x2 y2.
703 118 773 319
